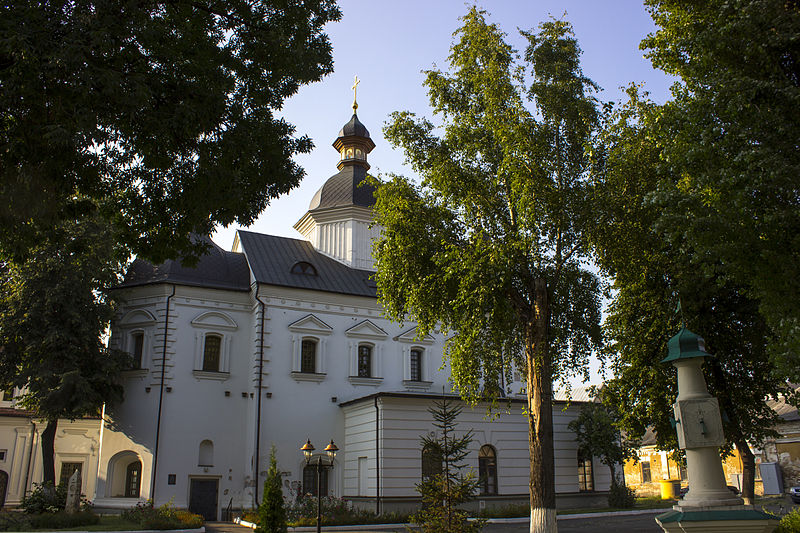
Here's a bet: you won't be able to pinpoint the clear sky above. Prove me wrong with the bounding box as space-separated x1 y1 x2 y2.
212 0 675 386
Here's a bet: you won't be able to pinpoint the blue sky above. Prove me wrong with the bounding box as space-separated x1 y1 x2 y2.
213 0 673 249
212 1 675 387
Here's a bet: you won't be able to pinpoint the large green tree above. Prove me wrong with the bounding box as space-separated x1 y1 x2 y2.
637 0 800 377
0 213 128 487
590 87 796 504
1 0 341 263
373 9 601 532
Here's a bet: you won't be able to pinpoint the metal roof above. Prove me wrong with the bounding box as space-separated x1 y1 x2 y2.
236 230 377 298
307 165 375 211
117 235 251 292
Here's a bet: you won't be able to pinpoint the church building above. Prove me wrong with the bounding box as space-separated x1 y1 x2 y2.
87 105 611 519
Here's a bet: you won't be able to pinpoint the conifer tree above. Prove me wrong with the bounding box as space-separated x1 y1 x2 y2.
412 395 484 533
257 447 287 533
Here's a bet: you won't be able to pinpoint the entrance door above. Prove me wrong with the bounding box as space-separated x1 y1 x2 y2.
189 478 218 521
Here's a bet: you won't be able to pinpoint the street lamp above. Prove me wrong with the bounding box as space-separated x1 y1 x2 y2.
301 438 338 533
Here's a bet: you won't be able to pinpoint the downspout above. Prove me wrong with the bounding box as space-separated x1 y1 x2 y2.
151 284 176 502
374 397 380 515
253 285 267 508
23 420 36 495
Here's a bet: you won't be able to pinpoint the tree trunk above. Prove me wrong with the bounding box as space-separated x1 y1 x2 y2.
526 278 556 533
41 419 57 486
734 437 756 505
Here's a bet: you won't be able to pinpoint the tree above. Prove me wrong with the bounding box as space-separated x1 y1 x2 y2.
257 446 287 533
373 9 602 532
636 0 800 378
412 395 483 533
568 402 635 489
0 0 341 263
589 86 797 505
0 213 128 487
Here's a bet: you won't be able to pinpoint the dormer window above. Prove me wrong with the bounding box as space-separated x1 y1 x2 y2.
291 261 318 276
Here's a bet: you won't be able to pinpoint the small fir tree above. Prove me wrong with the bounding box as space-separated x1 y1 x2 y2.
412 395 484 533
257 447 287 533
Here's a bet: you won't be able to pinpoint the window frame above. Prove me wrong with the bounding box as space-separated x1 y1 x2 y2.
409 349 423 382
202 333 223 372
421 443 443 481
357 344 373 378
300 338 318 374
478 445 498 495
578 451 594 492
641 460 652 484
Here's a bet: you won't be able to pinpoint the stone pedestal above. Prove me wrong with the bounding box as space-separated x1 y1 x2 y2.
656 507 779 533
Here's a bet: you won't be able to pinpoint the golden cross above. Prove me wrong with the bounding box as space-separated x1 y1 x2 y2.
351 75 360 112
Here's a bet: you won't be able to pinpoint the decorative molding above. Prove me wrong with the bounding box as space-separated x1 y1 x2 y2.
291 372 327 383
403 380 434 392
348 376 383 387
118 309 157 326
345 320 388 340
191 311 238 331
395 327 435 345
192 370 231 382
121 369 149 379
287 314 334 335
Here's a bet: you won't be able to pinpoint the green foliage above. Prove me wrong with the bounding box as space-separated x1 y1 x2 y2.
776 508 800 533
606 482 636 509
373 8 602 526
257 447 287 533
411 396 483 533
0 0 341 264
636 0 800 379
589 82 796 504
122 500 203 530
20 482 67 514
285 495 407 527
27 510 100 529
568 403 636 484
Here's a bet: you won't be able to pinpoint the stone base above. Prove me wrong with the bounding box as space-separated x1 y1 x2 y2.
655 508 779 533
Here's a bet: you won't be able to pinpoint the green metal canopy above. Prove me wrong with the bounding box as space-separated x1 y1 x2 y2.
662 327 713 363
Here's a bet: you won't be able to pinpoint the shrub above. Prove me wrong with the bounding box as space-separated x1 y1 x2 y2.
122 499 203 530
608 481 636 509
285 495 408 527
257 447 287 533
776 508 800 533
0 511 32 532
20 482 67 514
27 510 100 529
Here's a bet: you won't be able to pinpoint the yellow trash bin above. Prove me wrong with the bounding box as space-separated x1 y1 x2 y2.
660 479 680 499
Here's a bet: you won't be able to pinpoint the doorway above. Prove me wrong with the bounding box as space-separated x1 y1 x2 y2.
189 478 218 521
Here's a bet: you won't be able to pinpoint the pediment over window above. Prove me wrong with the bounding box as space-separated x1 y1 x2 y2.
191 311 238 331
345 320 388 340
119 309 157 327
288 314 333 336
395 326 435 345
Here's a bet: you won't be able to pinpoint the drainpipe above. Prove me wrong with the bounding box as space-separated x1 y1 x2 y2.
253 285 267 508
23 420 36 495
151 284 176 502
374 397 380 515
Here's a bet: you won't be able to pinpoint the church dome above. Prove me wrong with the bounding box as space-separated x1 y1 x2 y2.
338 114 371 138
308 165 375 211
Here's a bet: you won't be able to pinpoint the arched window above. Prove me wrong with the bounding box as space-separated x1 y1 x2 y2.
410 349 423 381
578 451 594 491
199 440 214 467
421 443 442 481
130 332 144 369
125 461 142 498
478 445 498 495
301 339 317 373
302 465 328 496
357 345 372 378
291 261 317 276
202 334 222 372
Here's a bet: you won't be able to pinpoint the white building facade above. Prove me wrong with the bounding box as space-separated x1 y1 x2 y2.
89 110 612 519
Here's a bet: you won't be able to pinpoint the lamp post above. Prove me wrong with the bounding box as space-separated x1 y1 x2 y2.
301 438 338 533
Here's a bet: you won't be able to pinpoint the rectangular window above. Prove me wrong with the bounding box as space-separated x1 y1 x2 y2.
202 335 222 372
303 465 328 496
410 349 422 381
131 332 144 369
641 461 652 483
0 450 6 461
358 345 372 378
578 455 593 491
59 462 83 487
301 340 316 373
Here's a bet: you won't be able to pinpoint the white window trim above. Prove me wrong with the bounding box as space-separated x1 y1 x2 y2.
122 329 151 371
193 331 232 374
291 335 327 377
349 341 382 379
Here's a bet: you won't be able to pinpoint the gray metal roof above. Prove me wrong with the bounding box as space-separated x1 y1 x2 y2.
236 230 377 298
117 235 251 292
307 165 375 211
337 113 371 138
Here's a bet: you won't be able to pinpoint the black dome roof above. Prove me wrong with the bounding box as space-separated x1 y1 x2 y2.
338 113 371 138
308 166 375 211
